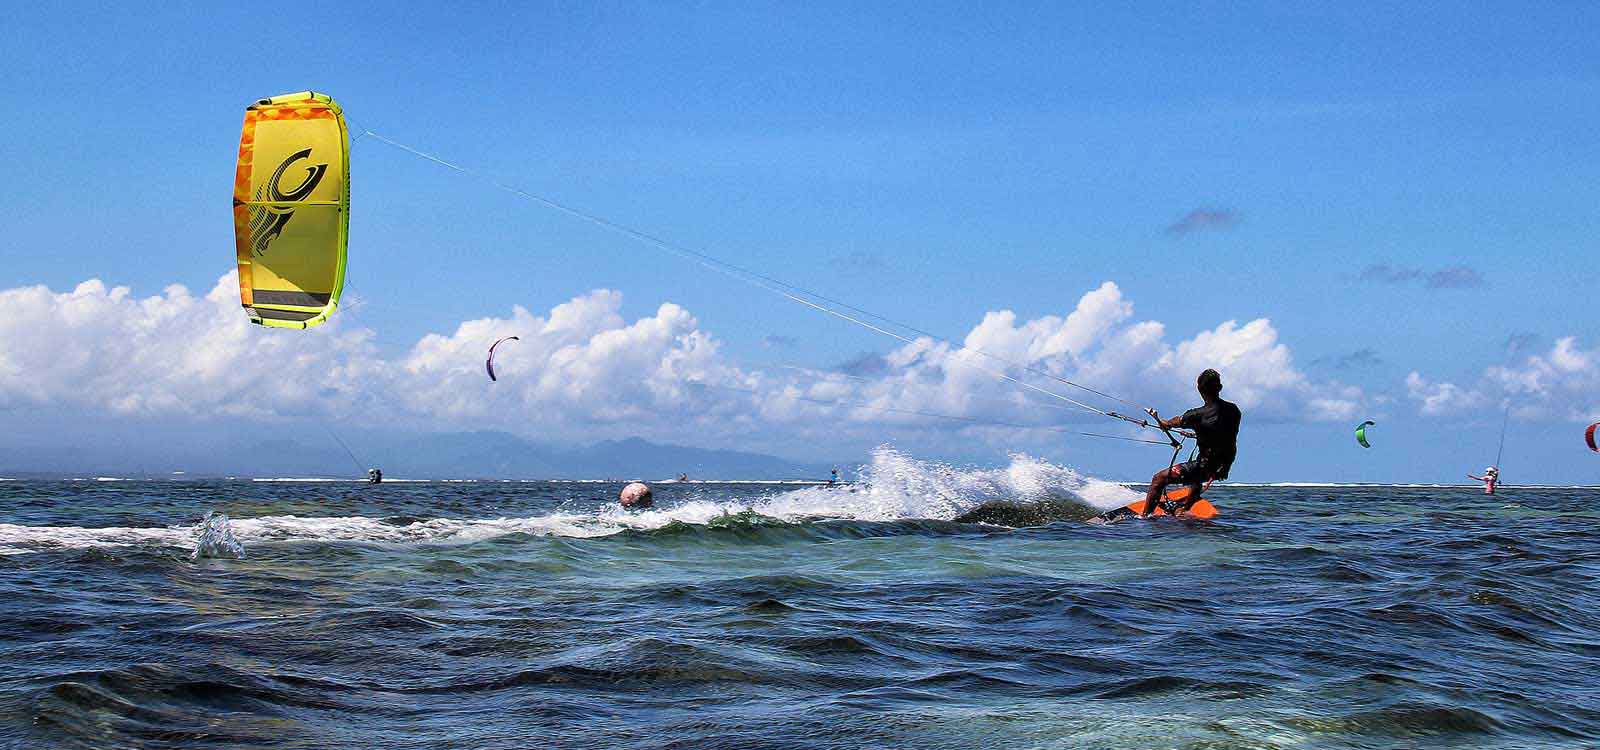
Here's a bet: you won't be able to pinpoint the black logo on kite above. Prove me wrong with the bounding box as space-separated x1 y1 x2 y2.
248 148 328 256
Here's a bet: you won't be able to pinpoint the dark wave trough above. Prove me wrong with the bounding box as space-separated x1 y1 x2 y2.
2 478 1598 749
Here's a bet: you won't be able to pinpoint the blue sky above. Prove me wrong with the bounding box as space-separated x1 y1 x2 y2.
2 2 1598 482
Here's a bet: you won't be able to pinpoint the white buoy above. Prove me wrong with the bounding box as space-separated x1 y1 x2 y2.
619 482 653 509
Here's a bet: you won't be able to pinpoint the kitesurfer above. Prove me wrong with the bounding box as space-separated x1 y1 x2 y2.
367 468 383 484
1139 369 1241 518
1467 466 1499 495
620 482 653 509
828 467 838 486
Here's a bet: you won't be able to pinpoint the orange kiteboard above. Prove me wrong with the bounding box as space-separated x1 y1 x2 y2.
1094 485 1218 522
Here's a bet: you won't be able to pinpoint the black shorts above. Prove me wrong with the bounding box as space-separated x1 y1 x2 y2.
1170 460 1212 490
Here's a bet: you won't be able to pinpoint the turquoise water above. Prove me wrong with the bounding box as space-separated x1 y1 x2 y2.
1 451 1597 749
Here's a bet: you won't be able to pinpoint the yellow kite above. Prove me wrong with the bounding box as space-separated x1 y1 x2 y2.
232 91 349 329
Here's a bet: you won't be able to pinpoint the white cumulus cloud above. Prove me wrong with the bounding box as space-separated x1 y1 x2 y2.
0 276 377 419
0 273 1359 447
1404 372 1486 417
1405 337 1600 421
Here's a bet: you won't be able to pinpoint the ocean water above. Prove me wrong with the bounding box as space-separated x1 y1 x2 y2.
2 449 1597 749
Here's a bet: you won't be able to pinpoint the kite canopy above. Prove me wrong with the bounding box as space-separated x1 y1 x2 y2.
1587 422 1599 453
486 336 520 381
1356 420 1376 449
232 91 349 329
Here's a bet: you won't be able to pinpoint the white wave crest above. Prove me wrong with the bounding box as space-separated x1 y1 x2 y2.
0 448 1133 554
759 447 1133 520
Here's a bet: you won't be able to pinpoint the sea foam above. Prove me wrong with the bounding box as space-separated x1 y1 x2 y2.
0 447 1133 555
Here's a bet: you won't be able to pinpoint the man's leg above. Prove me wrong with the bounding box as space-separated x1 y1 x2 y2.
1174 478 1206 513
1142 465 1181 515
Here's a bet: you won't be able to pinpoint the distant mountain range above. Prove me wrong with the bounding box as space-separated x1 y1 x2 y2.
371 432 835 480
0 429 837 481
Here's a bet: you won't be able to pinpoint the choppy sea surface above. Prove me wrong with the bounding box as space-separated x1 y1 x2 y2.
2 448 1598 749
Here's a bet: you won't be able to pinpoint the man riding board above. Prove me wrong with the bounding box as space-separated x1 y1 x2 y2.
1467 466 1499 495
1140 369 1241 518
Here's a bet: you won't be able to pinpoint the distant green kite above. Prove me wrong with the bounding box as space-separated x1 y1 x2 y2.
1356 420 1376 449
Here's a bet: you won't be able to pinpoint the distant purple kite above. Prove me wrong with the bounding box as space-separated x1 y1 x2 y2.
486 336 520 382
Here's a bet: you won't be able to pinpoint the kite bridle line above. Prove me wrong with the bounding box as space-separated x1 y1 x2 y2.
767 357 1192 439
1494 402 1510 469
1150 410 1188 474
360 129 1182 446
320 422 368 477
687 380 1177 445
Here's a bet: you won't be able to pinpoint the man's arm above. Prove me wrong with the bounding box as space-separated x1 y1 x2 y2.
1144 408 1188 430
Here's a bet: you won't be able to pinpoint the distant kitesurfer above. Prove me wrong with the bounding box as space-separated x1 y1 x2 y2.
367 468 383 484
1467 466 1499 495
620 482 653 509
678 473 689 482
828 467 838 486
1140 369 1241 518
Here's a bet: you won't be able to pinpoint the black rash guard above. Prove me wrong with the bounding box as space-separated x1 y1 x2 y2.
1180 398 1241 480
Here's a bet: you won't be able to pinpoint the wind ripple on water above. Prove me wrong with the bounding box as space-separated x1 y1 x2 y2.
1 453 1598 748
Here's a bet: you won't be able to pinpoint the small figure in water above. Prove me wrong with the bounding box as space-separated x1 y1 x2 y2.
367 468 383 484
1467 466 1499 495
1140 369 1241 518
828 467 838 486
620 482 653 509
677 473 689 482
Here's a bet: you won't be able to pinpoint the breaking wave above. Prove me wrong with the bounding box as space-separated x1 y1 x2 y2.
0 448 1135 556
